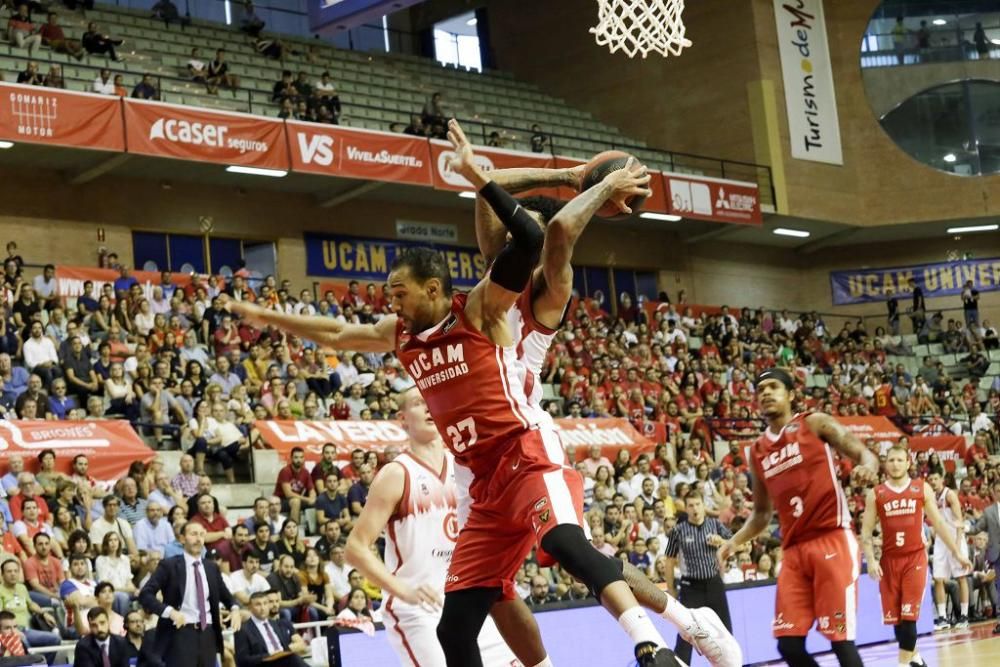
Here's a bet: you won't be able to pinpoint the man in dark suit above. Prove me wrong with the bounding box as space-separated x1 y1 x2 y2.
73 607 130 667
139 521 242 667
234 592 307 667
972 479 1000 634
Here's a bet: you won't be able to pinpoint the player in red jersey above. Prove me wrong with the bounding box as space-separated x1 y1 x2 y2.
860 445 970 667
227 120 680 667
718 367 880 667
466 148 741 667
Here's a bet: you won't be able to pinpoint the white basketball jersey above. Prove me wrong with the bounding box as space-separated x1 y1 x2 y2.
507 279 562 413
384 451 459 603
937 488 959 528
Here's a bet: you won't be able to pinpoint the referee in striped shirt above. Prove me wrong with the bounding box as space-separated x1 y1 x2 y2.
664 490 734 665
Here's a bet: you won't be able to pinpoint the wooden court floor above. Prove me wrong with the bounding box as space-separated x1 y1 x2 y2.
759 620 1000 665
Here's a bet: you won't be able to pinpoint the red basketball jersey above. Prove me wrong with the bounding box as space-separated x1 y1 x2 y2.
874 479 926 558
750 413 852 548
395 293 547 477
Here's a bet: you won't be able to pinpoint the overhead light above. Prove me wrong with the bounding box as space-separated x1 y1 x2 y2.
932 19 947 26
225 165 287 177
458 191 476 199
0 141 13 149
992 38 1000 45
943 153 957 163
773 227 810 238
946 224 998 234
640 212 682 222
466 18 477 26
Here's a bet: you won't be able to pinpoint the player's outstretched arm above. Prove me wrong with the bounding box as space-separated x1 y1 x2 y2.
923 483 973 569
860 488 881 581
539 158 651 307
225 298 396 353
344 463 443 608
476 166 583 265
806 412 880 485
719 470 772 564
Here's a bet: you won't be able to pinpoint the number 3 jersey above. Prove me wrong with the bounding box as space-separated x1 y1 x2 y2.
395 293 548 479
874 479 926 558
750 412 852 549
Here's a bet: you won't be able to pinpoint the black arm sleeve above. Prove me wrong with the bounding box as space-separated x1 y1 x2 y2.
479 181 544 293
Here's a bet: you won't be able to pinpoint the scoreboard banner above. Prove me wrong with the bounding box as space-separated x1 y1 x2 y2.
0 82 124 151
257 417 655 464
830 257 1000 305
303 232 487 288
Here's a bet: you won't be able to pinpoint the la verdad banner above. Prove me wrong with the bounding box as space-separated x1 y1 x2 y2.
0 420 154 481
830 257 1000 305
303 232 487 289
256 417 655 464
54 266 193 304
837 416 966 472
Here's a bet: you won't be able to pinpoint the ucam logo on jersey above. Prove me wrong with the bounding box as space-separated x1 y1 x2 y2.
123 98 288 168
288 121 433 184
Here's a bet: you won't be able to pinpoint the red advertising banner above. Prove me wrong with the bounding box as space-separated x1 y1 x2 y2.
54 266 193 303
0 82 124 151
663 173 763 225
256 417 654 463
287 121 433 186
428 139 555 192
123 98 288 169
836 416 966 472
0 420 154 481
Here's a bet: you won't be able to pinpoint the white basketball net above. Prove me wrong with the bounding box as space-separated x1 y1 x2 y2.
590 0 692 59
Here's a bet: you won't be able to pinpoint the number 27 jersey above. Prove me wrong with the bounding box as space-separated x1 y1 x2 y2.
395 293 547 477
750 413 852 549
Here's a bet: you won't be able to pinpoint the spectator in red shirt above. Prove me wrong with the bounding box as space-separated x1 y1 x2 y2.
965 432 990 466
9 473 50 524
273 447 316 523
212 313 242 356
39 11 83 60
339 449 364 481
23 532 63 609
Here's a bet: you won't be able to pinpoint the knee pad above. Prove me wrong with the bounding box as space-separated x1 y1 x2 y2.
830 641 863 667
896 620 917 651
539 525 624 596
776 636 813 667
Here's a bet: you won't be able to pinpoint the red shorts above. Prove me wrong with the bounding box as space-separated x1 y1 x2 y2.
774 529 860 641
879 550 928 624
447 427 585 600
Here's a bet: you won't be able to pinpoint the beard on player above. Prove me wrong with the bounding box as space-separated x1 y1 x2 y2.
756 379 791 422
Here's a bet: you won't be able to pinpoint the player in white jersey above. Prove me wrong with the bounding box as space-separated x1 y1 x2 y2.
345 387 525 667
926 472 972 630
456 129 741 667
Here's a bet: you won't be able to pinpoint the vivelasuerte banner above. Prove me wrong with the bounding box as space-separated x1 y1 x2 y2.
255 417 655 464
830 257 1000 305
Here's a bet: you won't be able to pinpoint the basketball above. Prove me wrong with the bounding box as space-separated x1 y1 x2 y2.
579 150 648 219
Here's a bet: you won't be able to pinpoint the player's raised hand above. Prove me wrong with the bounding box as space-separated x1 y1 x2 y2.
446 119 477 175
603 157 652 215
867 560 882 582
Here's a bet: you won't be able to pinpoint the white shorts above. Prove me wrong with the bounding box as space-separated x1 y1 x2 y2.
932 534 970 580
383 598 521 667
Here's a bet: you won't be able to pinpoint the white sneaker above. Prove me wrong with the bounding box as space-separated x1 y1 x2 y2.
681 607 743 667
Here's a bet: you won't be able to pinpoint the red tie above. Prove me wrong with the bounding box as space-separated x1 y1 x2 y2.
264 621 281 653
193 561 208 631
101 641 111 667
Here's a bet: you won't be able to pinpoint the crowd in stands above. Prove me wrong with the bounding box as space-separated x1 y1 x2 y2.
0 240 994 660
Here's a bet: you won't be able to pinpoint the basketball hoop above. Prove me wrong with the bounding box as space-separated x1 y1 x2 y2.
590 0 692 59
